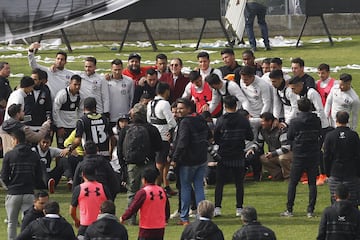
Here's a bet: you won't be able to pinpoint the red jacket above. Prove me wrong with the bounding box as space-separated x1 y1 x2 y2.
160 73 189 103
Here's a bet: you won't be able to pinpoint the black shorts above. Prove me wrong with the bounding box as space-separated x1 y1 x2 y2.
155 141 170 164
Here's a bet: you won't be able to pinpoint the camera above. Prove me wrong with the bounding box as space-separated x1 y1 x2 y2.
208 144 221 162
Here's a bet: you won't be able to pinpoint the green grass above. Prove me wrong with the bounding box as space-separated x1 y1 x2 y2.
0 36 359 239
0 179 331 240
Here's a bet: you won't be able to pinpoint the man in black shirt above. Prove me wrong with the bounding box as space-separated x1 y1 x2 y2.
323 111 360 206
218 48 242 84
132 68 159 106
291 57 315 89
21 191 49 232
0 61 12 125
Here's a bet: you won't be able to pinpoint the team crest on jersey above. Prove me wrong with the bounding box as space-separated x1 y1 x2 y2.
70 103 75 109
121 89 127 95
39 99 45 105
122 83 127 88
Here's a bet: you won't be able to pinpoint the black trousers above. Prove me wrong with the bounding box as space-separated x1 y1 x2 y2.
287 158 318 213
215 163 245 208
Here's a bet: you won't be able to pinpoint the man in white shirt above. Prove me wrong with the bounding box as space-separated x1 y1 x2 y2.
205 73 248 116
147 82 177 196
107 59 134 126
288 76 329 129
4 76 34 121
262 57 291 84
28 42 73 100
79 57 110 116
240 66 272 119
324 73 360 130
53 75 83 148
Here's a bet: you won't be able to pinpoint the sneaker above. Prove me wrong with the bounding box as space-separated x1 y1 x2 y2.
170 210 180 219
67 179 73 191
307 212 314 218
316 174 327 186
280 210 293 217
189 209 197 218
176 220 189 226
48 178 55 194
236 208 243 217
214 207 221 217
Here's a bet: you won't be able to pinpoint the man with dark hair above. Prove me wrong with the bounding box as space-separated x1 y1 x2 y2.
21 191 49 231
28 42 73 100
24 68 52 131
123 53 153 85
17 201 76 240
206 73 247 117
147 82 177 196
213 95 253 217
241 50 263 77
133 68 159 106
72 140 119 201
181 200 224 240
121 167 170 240
291 57 315 89
85 200 128 240
155 53 169 79
67 97 114 160
218 48 242 83
281 98 321 218
247 112 292 181
70 164 111 238
0 61 12 125
1 129 43 240
197 51 223 80
4 76 35 121
1 103 51 147
53 74 83 148
172 98 212 225
317 184 360 240
325 73 360 130
80 57 110 115
233 206 276 240
159 58 189 103
240 66 272 118
108 59 134 127
323 111 360 206
316 63 336 106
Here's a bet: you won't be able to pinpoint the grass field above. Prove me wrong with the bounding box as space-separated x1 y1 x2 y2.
0 35 359 239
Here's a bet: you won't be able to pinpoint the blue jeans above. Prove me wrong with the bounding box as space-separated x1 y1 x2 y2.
244 2 270 48
179 162 206 221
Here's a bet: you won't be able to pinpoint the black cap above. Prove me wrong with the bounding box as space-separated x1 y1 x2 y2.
128 53 141 61
118 114 130 121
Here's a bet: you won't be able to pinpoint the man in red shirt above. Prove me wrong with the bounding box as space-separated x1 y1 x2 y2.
122 53 153 86
120 167 170 240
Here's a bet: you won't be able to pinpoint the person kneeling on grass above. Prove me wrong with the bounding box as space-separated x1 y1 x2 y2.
120 167 170 240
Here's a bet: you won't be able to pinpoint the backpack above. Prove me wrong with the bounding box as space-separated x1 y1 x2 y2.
122 124 150 164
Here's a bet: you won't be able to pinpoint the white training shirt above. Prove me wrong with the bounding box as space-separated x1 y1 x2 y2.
4 89 27 121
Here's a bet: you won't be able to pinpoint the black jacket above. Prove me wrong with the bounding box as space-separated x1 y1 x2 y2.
173 115 212 166
317 200 360 240
84 213 128 240
117 122 162 165
323 126 360 178
287 111 321 159
17 215 76 240
24 84 52 126
181 219 224 240
232 222 277 240
72 154 120 200
21 206 45 231
214 111 253 167
1 143 42 195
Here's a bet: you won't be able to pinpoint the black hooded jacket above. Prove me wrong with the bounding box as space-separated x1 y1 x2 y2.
16 216 76 240
317 200 360 240
84 213 128 240
181 219 224 240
